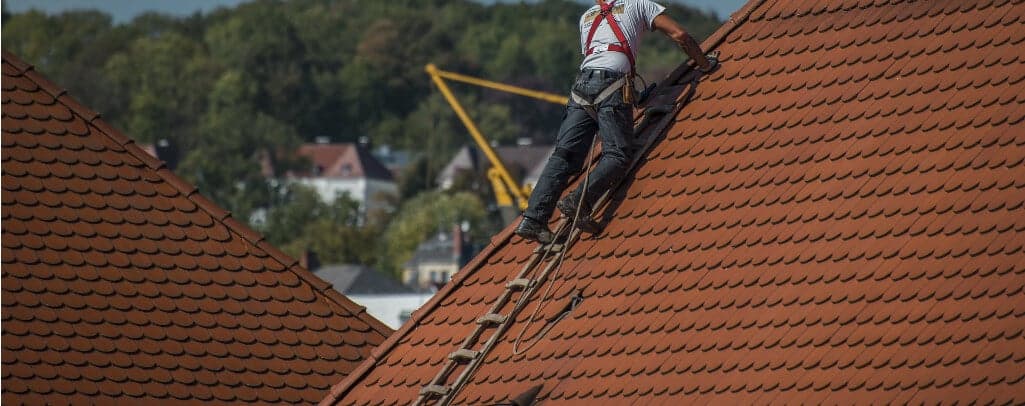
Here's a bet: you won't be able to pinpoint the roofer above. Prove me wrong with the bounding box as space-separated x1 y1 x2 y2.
515 0 718 244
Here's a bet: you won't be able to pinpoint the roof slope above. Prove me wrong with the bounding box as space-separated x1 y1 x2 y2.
326 1 1025 404
0 52 391 404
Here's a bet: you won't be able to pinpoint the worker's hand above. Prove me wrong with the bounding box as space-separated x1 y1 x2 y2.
698 50 720 73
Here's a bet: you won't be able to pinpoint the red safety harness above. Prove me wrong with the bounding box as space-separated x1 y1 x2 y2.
584 0 635 74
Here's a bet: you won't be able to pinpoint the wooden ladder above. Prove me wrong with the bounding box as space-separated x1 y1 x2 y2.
414 71 701 406
414 224 582 405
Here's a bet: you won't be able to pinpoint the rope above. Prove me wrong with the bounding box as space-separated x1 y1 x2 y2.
508 69 704 355
511 129 599 355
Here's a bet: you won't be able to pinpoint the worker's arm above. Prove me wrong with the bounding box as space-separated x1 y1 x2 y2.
652 14 712 71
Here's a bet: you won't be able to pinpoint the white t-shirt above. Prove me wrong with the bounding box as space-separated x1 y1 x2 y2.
579 0 666 73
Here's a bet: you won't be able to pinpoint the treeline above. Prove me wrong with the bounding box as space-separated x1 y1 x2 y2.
2 0 719 274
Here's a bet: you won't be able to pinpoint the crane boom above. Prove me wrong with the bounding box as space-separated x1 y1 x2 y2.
430 67 569 105
425 63 566 211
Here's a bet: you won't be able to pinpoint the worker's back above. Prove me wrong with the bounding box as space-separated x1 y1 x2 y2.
578 0 666 73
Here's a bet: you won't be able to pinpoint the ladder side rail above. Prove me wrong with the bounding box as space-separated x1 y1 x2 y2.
416 67 703 406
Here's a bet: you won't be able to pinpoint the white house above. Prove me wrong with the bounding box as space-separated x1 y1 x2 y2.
287 141 398 219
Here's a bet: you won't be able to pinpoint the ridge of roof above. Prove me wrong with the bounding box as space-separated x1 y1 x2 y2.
3 51 399 403
319 1 768 403
3 52 392 338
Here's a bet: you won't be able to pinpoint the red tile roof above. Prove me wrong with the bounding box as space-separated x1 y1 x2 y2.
0 52 391 404
291 143 394 180
324 1 1025 404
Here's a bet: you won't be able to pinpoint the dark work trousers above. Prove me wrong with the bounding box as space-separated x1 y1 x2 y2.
524 68 634 224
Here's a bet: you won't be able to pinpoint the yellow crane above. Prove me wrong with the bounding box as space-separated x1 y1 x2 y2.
425 63 568 212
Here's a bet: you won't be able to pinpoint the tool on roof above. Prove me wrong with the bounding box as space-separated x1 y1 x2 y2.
426 64 568 220
413 63 710 405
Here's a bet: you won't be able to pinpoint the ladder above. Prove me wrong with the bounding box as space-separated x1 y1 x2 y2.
414 70 703 406
416 225 583 405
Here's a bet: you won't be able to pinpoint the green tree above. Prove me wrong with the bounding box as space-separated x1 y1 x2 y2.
104 32 214 150
261 185 378 265
177 70 302 219
379 190 490 276
1 0 721 256
2 10 135 116
204 0 314 133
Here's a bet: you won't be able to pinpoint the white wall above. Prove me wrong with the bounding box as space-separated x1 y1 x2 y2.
347 293 435 329
293 177 397 217
297 177 366 203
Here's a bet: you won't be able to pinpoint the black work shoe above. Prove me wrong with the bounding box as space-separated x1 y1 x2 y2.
515 217 554 244
576 217 602 235
559 195 602 235
557 194 592 222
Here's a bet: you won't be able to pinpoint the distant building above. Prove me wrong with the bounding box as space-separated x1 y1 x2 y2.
313 264 430 329
286 140 398 219
136 139 179 169
402 224 473 291
436 143 553 191
313 264 414 295
370 143 412 179
344 293 433 329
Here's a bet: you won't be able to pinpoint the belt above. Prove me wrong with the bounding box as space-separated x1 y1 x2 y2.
570 76 626 108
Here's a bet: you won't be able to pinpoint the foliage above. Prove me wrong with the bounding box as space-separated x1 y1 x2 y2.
260 184 378 266
379 191 490 276
2 0 720 269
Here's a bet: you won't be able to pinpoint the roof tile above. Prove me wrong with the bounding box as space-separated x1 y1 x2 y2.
1 52 391 404
325 1 1025 404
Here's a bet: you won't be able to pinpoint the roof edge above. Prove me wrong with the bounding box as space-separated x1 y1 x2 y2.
321 229 511 405
657 0 767 87
712 0 767 52
1 52 394 341
2 51 32 74
320 1 768 402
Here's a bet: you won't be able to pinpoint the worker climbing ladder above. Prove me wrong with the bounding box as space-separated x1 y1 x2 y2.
414 65 706 406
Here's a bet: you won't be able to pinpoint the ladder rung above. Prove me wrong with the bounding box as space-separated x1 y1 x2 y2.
477 313 507 325
506 278 533 290
420 385 450 397
448 349 480 362
533 243 563 254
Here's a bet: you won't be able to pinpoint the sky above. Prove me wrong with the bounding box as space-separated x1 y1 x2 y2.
3 0 747 23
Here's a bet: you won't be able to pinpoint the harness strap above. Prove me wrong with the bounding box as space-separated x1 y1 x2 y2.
584 0 635 73
570 76 626 108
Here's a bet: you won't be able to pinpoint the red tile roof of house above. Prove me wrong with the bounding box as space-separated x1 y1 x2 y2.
324 1 1025 404
292 143 394 181
0 52 392 404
